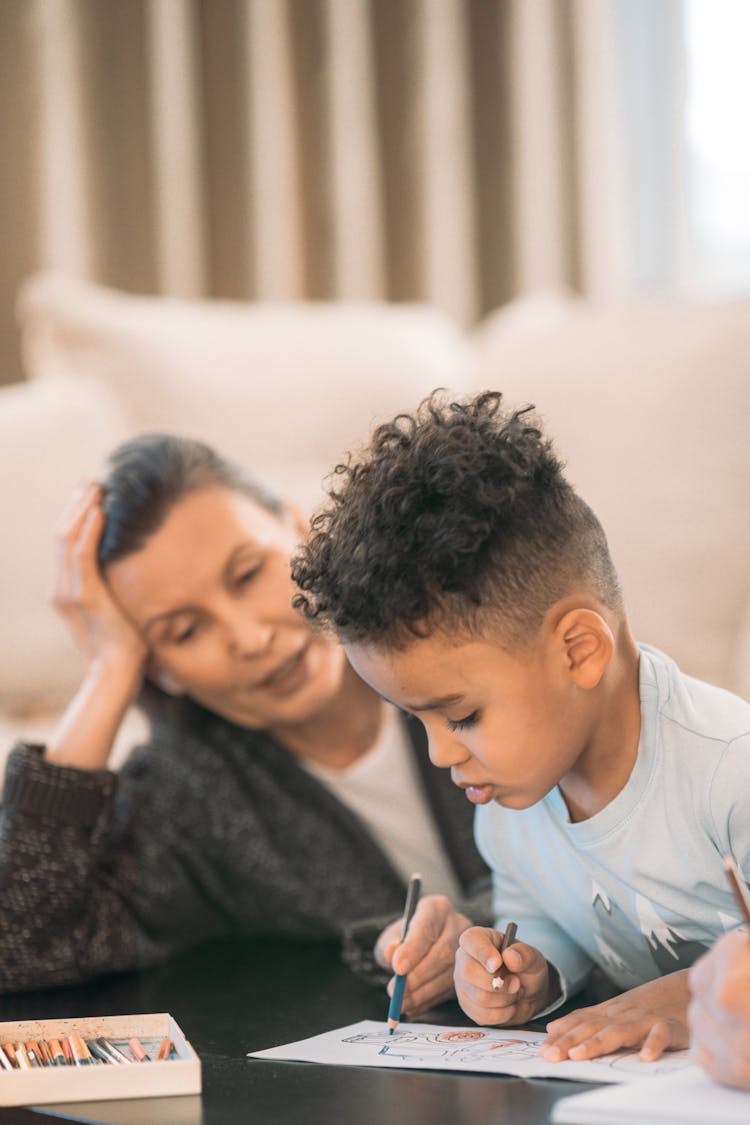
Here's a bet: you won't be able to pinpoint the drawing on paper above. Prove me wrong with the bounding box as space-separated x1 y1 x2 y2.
600 1050 693 1076
250 1018 695 1086
343 1026 543 1064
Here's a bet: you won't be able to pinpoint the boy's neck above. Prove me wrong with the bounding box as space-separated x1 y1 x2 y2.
557 629 641 823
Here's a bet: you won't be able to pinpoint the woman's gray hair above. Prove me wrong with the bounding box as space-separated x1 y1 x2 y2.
98 432 284 566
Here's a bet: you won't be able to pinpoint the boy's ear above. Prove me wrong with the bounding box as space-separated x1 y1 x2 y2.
554 608 614 689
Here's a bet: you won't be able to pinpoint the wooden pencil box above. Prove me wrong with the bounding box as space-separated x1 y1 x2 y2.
0 1012 201 1106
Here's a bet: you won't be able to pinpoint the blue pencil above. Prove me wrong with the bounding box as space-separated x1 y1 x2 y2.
387 873 422 1035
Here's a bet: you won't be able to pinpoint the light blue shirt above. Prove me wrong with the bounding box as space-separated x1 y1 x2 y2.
475 645 750 1009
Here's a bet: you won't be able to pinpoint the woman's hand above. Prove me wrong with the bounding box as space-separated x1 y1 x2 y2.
375 895 472 1018
52 481 147 680
454 926 552 1026
541 970 690 1062
688 932 750 1090
46 482 149 769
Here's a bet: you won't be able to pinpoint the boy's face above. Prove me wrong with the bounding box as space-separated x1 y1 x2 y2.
345 626 596 811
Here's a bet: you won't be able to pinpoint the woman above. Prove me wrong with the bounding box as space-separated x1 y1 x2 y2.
0 434 488 1002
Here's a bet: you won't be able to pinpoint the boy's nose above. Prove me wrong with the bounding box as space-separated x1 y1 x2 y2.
426 728 469 770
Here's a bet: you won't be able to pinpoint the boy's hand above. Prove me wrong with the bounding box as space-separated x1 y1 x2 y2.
454 926 552 1025
375 895 472 1018
541 969 690 1062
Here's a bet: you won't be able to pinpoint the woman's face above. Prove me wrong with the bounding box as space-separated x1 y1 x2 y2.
105 486 346 730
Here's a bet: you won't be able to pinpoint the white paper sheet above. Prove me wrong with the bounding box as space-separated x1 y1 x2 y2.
248 1020 693 1085
551 1063 750 1123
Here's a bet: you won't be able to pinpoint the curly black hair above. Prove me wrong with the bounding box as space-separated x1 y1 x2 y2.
292 391 622 649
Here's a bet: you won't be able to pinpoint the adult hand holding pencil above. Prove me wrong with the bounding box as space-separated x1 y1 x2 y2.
376 891 475 1020
387 873 422 1034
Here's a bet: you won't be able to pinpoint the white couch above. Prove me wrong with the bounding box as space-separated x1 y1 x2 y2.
2 273 750 769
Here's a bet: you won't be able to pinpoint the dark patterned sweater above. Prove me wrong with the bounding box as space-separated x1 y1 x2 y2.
0 692 489 994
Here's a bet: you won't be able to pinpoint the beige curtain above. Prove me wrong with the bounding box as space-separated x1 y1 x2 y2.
1 0 632 386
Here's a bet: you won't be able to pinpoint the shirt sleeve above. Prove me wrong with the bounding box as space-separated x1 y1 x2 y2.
0 742 232 994
474 807 593 1014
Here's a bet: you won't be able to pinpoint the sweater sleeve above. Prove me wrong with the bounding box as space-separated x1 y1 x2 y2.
0 742 232 994
474 807 592 1013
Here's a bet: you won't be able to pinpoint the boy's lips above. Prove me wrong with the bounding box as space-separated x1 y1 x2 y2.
454 777 496 805
463 784 496 805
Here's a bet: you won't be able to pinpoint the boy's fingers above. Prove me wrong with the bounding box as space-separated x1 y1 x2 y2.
543 1020 625 1061
499 942 536 974
458 927 503 974
542 1013 607 1058
456 956 520 1019
639 1020 678 1061
542 1016 685 1062
545 1000 604 1036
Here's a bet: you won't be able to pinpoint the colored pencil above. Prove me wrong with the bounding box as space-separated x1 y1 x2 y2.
129 1036 151 1062
48 1038 67 1066
491 921 519 990
387 873 422 1035
97 1037 131 1064
14 1043 31 1070
156 1037 174 1061
1 1044 17 1070
87 1040 113 1065
0 1044 14 1071
68 1034 92 1066
24 1041 42 1067
723 855 750 931
38 1040 55 1066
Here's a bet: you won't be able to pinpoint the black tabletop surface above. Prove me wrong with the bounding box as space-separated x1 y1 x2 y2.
0 937 602 1125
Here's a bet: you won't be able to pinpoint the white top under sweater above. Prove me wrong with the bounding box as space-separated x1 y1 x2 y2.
303 704 465 905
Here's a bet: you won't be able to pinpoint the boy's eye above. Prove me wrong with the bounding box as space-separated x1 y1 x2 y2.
446 711 480 732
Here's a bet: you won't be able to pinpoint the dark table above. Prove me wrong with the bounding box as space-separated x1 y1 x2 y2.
0 937 601 1125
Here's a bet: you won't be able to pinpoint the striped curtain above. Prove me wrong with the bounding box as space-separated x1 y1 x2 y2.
1 0 632 385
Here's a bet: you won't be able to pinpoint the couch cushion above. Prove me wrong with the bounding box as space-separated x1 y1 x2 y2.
472 294 750 694
18 273 473 511
0 375 129 708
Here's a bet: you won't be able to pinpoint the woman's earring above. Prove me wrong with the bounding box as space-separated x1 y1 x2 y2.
155 670 183 695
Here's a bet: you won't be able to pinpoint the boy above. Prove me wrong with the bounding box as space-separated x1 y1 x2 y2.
292 391 750 1062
